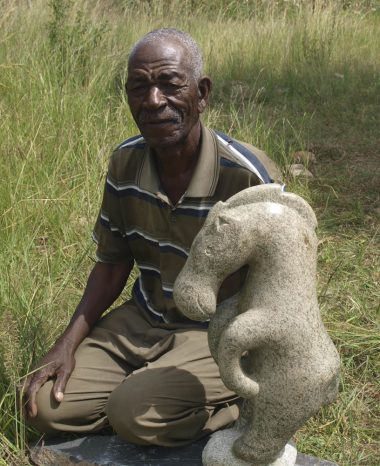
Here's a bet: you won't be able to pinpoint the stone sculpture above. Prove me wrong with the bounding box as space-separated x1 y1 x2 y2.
173 184 340 466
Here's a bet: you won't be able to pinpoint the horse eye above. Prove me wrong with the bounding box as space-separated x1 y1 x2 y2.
204 246 212 256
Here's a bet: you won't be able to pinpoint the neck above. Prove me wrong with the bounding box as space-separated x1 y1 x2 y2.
154 121 202 176
152 122 202 205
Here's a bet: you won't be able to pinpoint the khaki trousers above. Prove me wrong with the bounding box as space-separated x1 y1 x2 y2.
31 301 239 446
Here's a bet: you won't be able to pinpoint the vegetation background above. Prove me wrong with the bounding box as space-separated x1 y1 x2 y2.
0 0 379 464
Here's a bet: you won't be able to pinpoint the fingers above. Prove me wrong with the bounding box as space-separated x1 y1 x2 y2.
53 370 70 403
53 359 75 403
22 352 75 418
25 372 50 418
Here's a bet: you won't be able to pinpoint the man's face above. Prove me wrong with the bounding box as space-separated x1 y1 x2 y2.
126 39 208 148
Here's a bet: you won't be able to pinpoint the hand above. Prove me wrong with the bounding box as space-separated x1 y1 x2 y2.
22 339 75 418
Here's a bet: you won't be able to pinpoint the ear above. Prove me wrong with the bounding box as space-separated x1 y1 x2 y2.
197 76 212 113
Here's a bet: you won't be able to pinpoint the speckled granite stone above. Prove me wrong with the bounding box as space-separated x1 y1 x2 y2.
173 184 340 466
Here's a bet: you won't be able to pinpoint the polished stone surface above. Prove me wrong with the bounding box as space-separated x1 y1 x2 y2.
31 435 338 466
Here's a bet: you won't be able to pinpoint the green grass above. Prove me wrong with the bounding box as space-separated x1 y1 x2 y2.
1 1 379 465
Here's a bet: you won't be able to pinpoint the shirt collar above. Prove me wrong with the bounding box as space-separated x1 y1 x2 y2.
138 123 219 200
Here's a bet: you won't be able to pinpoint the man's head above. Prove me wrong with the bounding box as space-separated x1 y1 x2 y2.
126 29 211 149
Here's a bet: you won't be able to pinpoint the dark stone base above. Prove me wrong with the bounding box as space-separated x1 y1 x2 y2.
31 435 338 466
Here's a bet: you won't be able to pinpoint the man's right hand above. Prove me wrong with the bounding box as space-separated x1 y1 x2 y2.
22 261 132 419
23 338 75 418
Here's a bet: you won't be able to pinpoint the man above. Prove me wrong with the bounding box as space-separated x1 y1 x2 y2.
24 28 280 446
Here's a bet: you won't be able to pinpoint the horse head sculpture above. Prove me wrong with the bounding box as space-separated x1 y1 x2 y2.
174 184 339 466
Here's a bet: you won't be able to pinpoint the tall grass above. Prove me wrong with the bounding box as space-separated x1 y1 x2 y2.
0 1 379 465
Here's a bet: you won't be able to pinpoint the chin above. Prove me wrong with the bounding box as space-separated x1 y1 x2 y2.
137 119 195 149
143 131 185 149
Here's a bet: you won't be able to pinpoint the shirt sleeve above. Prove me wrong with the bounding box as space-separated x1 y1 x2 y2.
92 156 134 265
241 142 283 184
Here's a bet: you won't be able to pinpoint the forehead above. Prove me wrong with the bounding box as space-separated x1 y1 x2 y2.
128 39 191 77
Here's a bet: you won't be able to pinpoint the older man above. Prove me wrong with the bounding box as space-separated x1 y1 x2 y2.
25 29 280 446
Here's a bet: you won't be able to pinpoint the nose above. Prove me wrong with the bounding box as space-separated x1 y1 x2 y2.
144 85 166 110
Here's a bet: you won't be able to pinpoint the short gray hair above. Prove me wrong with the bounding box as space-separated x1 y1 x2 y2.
129 28 203 81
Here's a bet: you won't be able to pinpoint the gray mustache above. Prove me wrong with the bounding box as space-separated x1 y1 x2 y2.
139 108 182 124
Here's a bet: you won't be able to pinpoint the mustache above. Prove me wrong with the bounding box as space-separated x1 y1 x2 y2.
138 108 182 124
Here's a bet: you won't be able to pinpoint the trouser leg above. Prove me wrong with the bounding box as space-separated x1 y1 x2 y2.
106 328 239 446
28 303 146 434
29 303 239 443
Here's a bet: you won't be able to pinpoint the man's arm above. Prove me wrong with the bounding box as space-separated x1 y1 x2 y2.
23 260 133 418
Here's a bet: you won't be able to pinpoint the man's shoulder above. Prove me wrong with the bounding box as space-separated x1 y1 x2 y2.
211 129 282 184
114 134 146 152
107 134 146 180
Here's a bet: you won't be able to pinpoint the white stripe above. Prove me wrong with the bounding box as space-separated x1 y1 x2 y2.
159 240 189 256
126 228 189 256
119 136 144 149
105 177 119 191
138 277 168 322
176 204 213 212
216 135 265 183
106 180 212 211
162 284 173 292
106 178 157 199
100 212 123 234
139 264 161 274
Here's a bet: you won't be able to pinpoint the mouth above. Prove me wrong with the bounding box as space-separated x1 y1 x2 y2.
142 118 180 126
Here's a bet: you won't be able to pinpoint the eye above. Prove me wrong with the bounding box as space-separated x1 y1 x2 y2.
204 246 213 256
126 80 148 94
160 82 181 94
129 84 147 94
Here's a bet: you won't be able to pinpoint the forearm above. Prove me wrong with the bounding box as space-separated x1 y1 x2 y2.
57 261 133 352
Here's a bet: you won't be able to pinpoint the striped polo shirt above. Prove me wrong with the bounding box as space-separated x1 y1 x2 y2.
92 124 281 326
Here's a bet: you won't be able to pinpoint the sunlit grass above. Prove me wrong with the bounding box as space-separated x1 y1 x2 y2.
1 1 379 465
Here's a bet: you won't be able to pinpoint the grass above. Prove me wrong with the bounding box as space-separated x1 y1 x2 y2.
0 0 379 464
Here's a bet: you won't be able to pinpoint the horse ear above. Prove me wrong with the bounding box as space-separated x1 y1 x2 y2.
205 201 226 226
215 213 232 230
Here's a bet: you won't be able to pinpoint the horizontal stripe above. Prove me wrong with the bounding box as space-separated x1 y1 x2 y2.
118 135 145 149
100 212 123 236
94 125 278 326
174 206 211 217
158 241 188 258
162 282 174 299
163 289 173 298
133 277 167 321
126 228 189 259
138 263 161 275
215 132 272 184
176 200 215 217
140 267 161 278
106 178 162 204
106 180 214 217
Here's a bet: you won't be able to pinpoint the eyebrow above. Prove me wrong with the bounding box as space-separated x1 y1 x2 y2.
127 69 186 84
157 70 183 79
